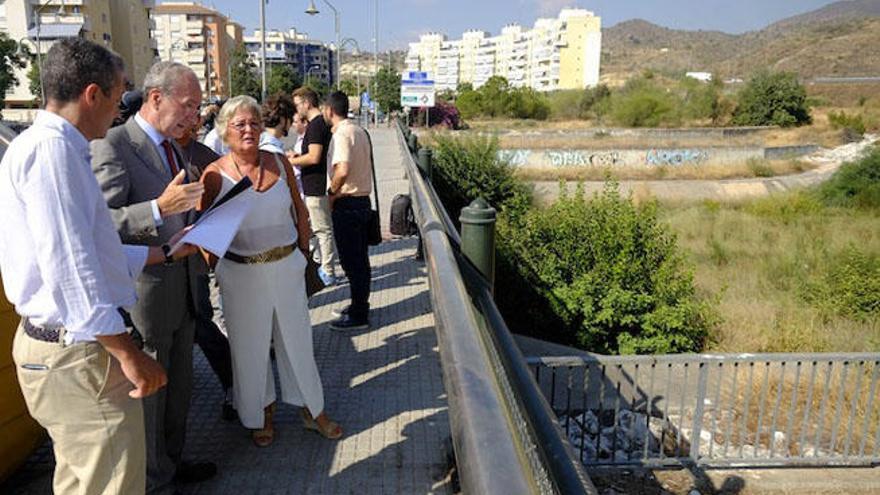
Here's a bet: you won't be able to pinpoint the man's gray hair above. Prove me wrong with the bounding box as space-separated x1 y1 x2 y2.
216 95 262 145
142 61 197 95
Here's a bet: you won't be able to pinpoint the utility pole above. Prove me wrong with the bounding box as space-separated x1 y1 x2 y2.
373 0 378 126
259 0 267 102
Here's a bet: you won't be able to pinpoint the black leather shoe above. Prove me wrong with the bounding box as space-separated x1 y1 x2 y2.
329 314 369 331
222 399 237 422
174 461 217 484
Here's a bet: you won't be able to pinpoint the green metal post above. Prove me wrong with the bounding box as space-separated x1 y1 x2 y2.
417 147 433 182
460 198 496 292
407 133 418 153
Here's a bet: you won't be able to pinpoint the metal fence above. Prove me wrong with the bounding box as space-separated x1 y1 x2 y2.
528 353 880 469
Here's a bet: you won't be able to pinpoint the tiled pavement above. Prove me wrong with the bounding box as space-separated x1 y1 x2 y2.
2 128 453 494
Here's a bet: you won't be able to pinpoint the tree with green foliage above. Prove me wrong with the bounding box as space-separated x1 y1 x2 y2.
609 77 680 127
455 84 482 120
338 78 360 98
27 57 41 107
267 63 300 96
0 33 29 112
732 71 811 127
374 65 401 114
229 44 261 101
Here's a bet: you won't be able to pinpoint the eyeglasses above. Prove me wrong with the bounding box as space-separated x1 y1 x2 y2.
228 120 262 133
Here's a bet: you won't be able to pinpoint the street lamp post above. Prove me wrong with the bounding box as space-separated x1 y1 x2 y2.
304 0 340 91
305 64 322 88
373 0 378 126
259 0 267 102
30 0 57 106
339 38 360 97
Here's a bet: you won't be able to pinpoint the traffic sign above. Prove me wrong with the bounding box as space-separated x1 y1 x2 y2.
401 72 435 108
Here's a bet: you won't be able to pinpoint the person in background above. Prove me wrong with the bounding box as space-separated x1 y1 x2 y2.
202 101 228 155
198 96 342 447
176 117 236 421
288 87 339 286
323 91 374 331
0 38 195 495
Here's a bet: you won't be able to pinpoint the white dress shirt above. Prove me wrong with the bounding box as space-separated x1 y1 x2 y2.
0 111 148 343
133 113 171 226
202 127 228 156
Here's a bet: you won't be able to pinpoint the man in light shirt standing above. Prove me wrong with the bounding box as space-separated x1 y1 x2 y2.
323 91 374 330
0 38 196 494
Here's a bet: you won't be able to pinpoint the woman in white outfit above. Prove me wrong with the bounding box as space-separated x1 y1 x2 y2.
198 95 342 447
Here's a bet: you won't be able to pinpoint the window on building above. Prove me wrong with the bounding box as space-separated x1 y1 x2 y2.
102 13 107 23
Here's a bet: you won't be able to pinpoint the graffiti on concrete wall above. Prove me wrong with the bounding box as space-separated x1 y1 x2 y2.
544 150 622 167
498 149 532 166
645 148 709 166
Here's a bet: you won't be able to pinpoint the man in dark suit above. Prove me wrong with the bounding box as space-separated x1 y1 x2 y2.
91 61 215 494
177 118 236 420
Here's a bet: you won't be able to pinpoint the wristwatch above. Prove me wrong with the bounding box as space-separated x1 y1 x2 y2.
161 244 174 265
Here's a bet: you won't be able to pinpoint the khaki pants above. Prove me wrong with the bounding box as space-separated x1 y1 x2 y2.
305 195 339 278
12 322 146 495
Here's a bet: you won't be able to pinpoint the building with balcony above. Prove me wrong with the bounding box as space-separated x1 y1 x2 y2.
151 1 237 100
243 28 336 89
1 0 156 109
405 8 601 92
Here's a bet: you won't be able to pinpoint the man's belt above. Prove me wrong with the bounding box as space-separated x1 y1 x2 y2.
23 318 62 343
223 244 295 265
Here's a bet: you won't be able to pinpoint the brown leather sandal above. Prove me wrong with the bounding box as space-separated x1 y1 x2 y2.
302 409 343 440
252 403 276 447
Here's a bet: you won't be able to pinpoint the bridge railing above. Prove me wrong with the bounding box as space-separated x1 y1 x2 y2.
393 120 597 495
528 353 880 469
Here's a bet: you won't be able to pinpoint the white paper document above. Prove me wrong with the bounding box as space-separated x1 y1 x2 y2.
170 177 255 257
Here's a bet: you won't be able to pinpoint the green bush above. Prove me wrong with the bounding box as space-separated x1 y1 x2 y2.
818 146 880 209
430 136 714 354
431 134 532 220
547 85 611 120
609 78 681 127
732 71 811 127
828 110 867 135
452 76 550 120
500 184 714 354
802 245 880 320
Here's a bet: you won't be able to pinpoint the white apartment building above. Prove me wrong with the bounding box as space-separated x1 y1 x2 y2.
406 9 601 92
242 28 336 88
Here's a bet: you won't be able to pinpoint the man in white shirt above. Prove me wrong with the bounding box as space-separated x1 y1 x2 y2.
0 38 195 495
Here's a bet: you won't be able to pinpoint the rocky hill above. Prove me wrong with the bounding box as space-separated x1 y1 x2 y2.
601 0 880 82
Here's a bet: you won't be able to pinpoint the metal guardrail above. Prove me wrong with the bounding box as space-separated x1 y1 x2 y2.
394 121 597 494
528 353 880 469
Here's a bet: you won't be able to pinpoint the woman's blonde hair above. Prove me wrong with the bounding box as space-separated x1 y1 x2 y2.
215 95 262 145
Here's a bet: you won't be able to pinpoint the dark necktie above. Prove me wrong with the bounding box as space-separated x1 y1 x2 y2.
160 140 180 176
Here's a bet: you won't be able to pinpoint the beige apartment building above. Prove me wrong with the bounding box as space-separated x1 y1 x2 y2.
406 8 601 92
151 1 239 100
1 0 156 109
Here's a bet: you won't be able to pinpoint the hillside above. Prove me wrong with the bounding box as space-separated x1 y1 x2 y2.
601 0 880 83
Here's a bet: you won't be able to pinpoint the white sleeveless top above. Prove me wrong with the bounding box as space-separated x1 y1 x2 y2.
214 154 297 256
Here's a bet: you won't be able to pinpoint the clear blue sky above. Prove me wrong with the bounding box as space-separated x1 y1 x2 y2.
199 0 839 50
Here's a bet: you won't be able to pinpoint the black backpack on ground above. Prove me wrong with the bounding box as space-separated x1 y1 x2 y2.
389 194 417 236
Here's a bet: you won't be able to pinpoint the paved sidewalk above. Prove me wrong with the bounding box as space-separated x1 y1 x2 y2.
2 127 452 495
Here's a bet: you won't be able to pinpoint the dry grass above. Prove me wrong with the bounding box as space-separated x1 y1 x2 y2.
513 159 816 182
661 200 880 355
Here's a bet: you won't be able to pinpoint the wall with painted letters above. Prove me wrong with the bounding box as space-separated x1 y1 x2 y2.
497 147 765 168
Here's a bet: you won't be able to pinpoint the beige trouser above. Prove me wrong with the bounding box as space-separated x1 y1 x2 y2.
305 195 339 277
12 322 146 495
